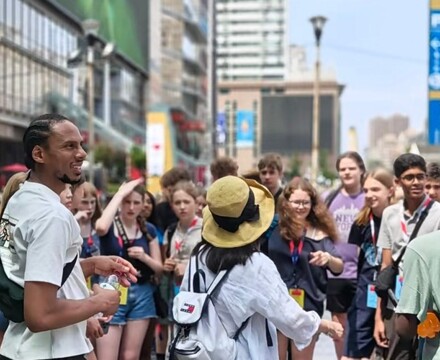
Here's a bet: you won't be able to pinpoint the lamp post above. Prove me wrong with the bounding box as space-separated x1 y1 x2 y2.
83 19 100 185
310 16 327 185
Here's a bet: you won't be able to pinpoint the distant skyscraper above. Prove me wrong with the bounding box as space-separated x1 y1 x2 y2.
216 0 288 81
369 114 409 148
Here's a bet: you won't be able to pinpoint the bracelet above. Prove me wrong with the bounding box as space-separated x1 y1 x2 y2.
325 329 334 338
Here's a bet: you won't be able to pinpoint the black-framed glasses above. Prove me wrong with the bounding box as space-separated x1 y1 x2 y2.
400 173 426 182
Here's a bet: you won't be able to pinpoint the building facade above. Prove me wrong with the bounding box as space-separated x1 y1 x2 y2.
0 0 149 174
216 0 288 81
217 79 343 175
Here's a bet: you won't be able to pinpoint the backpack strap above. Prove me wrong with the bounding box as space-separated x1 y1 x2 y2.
165 222 178 259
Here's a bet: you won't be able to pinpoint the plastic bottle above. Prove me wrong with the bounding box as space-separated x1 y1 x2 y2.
99 274 120 290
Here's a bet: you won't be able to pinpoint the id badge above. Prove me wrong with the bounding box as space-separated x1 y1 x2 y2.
86 276 92 290
367 284 378 309
289 288 305 308
395 275 403 301
119 286 128 305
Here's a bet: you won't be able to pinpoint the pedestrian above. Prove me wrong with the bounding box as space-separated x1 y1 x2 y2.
269 177 343 360
95 178 163 360
425 162 440 201
374 153 440 359
342 168 394 360
258 153 284 204
394 224 440 360
71 181 102 260
324 151 366 359
158 181 203 359
155 167 192 236
181 176 344 359
0 114 137 360
0 172 27 347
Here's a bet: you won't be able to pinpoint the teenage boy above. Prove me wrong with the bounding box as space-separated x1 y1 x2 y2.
374 153 440 360
0 114 137 360
258 153 284 205
425 162 440 201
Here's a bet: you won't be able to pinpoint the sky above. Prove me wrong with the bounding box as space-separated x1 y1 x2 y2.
288 0 428 153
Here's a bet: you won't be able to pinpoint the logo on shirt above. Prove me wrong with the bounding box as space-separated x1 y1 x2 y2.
0 217 17 254
180 303 196 314
333 204 360 242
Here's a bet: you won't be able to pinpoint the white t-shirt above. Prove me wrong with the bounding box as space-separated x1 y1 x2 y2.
180 251 321 359
0 181 92 360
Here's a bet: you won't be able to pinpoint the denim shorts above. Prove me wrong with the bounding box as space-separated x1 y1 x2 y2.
110 282 156 325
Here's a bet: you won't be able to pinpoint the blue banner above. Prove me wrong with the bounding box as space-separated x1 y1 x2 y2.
428 8 440 144
216 112 226 145
236 111 254 148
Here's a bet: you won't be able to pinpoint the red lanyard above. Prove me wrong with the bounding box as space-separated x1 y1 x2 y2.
87 233 94 247
118 225 139 248
174 217 198 253
289 230 305 265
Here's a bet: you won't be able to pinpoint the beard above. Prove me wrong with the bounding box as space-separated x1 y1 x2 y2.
58 174 82 185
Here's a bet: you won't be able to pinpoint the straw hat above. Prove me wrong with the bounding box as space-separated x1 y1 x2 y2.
202 176 275 248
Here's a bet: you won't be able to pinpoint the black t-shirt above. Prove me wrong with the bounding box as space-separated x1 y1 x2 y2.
156 201 178 233
348 215 381 308
268 226 341 316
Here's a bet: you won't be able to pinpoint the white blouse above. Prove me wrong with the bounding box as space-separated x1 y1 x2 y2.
180 251 321 360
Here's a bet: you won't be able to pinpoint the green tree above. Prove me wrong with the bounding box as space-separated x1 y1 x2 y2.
286 153 302 180
130 146 146 170
319 149 337 181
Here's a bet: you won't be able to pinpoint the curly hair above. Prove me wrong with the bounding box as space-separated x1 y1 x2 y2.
278 177 338 242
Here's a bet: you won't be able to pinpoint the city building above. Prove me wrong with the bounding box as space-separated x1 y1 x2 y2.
217 79 343 175
146 0 210 187
216 45 343 178
369 114 409 148
0 0 148 173
216 0 289 81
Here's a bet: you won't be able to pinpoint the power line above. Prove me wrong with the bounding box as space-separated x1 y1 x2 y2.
303 42 426 64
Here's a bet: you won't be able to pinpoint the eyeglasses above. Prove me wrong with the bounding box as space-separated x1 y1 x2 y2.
288 200 311 207
400 173 426 183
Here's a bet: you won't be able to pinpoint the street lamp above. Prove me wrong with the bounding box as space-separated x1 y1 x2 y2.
309 15 327 185
83 19 100 185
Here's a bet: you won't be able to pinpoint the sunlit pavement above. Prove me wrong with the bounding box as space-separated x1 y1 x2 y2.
314 310 338 359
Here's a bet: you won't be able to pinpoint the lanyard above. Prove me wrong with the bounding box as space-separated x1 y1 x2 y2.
117 225 139 249
400 197 431 242
174 217 199 254
369 213 376 246
289 232 305 265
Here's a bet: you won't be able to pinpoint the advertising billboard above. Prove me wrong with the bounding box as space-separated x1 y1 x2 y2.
429 0 440 144
235 110 254 148
54 0 149 70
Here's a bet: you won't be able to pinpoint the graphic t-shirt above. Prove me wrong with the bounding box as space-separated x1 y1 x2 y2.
327 191 365 279
0 182 91 360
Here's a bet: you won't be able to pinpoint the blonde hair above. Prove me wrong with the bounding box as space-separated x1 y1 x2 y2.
0 172 28 218
356 168 394 226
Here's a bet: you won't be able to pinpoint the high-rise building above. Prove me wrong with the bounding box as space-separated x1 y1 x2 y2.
216 0 288 81
369 114 409 148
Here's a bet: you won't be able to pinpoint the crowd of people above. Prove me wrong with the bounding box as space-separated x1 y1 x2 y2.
1 113 440 360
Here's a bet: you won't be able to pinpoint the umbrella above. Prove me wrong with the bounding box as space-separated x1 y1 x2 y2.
0 163 28 172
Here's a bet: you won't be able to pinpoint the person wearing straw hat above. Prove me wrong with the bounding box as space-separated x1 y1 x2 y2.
180 176 344 359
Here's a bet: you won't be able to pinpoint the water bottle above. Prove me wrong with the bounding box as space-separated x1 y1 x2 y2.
99 274 120 290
